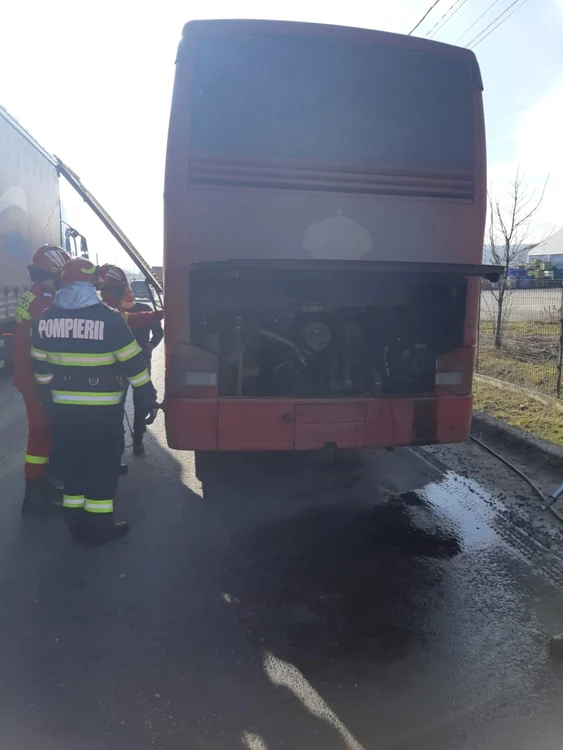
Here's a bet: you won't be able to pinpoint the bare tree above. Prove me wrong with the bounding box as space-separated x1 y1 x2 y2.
487 169 549 348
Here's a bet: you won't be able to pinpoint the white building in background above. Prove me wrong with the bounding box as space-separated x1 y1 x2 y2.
528 228 563 268
482 243 534 266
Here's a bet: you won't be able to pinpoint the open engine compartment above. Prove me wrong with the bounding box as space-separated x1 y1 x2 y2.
189 263 467 399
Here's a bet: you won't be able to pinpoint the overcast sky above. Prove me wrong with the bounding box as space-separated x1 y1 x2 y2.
1 0 561 266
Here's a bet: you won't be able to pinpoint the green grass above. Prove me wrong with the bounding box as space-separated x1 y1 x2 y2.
480 320 559 337
474 379 563 447
477 349 559 395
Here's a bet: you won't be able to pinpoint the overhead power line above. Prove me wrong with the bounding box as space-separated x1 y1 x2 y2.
466 0 521 46
408 0 443 35
467 0 530 49
426 0 470 39
455 0 502 43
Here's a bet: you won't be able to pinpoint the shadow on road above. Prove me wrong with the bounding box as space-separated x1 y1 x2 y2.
0 424 464 750
183 449 462 749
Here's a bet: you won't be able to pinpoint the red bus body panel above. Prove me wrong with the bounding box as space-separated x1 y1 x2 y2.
163 20 486 451
165 395 472 452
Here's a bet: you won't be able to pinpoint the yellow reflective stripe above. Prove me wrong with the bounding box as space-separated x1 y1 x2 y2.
51 390 124 406
114 340 141 362
63 495 85 508
123 311 130 322
35 373 54 385
128 369 150 387
81 265 98 275
46 351 116 366
84 498 113 514
25 454 49 465
31 347 48 361
18 290 36 304
15 306 31 320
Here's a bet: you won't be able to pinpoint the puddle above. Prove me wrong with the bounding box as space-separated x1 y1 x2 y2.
371 499 462 559
414 466 563 591
419 472 498 550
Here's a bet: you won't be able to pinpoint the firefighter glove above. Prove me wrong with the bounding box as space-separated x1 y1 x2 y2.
145 406 159 425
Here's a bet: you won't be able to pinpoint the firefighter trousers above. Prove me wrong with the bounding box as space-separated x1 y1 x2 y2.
52 418 125 535
132 354 152 443
22 391 52 480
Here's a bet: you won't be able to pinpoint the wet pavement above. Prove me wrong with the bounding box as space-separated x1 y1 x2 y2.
1 355 563 749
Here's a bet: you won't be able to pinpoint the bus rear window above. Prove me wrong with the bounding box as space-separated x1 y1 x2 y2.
190 34 474 171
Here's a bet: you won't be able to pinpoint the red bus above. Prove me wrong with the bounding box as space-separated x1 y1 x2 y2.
164 19 495 462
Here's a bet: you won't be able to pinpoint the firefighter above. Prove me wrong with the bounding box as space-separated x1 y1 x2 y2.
99 264 164 453
98 264 163 330
98 264 164 455
14 244 71 514
31 257 158 544
121 285 163 454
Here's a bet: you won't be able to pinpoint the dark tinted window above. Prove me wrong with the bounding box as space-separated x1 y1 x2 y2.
190 34 474 170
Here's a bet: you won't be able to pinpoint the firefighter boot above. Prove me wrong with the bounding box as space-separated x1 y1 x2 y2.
64 508 87 541
83 514 129 545
21 479 61 516
133 436 145 456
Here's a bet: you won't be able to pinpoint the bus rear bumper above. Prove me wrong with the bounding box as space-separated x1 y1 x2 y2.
164 395 472 452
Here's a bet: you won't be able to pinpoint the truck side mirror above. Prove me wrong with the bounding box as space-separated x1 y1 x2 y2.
64 235 73 256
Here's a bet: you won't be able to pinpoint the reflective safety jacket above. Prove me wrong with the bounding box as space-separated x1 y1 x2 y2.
13 282 55 394
30 301 157 423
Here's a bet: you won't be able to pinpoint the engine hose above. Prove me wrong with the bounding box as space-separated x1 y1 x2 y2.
256 327 308 368
469 434 546 504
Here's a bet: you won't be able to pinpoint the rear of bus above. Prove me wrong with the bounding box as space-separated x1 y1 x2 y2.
164 19 492 453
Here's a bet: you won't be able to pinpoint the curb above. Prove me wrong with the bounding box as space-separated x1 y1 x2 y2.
475 373 563 414
472 411 563 469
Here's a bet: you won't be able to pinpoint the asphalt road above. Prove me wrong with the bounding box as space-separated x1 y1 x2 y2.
2 353 563 750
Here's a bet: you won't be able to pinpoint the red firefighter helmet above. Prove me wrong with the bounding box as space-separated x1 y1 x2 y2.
60 257 100 286
31 244 71 274
98 264 128 289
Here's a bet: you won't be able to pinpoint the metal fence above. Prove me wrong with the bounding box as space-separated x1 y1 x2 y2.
476 280 563 397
